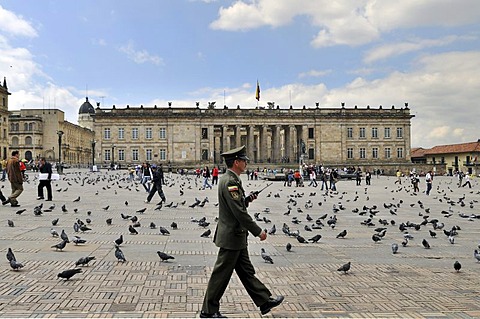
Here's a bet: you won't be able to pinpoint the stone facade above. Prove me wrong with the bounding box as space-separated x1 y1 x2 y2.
8 109 94 166
92 104 414 168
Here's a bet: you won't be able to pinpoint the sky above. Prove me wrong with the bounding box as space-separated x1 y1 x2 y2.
0 0 479 149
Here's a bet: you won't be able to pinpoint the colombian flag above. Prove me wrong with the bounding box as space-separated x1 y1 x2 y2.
255 80 260 101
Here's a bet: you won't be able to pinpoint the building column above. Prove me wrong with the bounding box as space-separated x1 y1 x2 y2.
261 125 269 163
289 125 296 163
222 125 229 154
248 125 255 161
235 125 242 148
274 125 281 163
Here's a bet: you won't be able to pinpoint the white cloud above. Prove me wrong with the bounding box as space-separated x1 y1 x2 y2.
0 5 38 38
364 35 474 63
118 41 164 66
298 69 331 78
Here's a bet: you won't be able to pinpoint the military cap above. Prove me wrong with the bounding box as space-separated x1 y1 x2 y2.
221 145 249 161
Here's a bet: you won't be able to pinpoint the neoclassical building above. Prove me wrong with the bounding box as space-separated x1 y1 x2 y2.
88 102 414 169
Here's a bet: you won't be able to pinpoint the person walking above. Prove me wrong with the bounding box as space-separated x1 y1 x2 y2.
395 169 402 184
140 162 152 192
37 157 53 201
211 166 219 185
365 170 371 185
425 170 433 195
462 173 472 188
145 165 166 203
2 150 23 207
200 145 284 318
202 166 212 190
355 168 362 186
308 169 318 187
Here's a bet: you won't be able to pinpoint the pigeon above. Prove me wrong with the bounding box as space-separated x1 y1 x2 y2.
286 243 292 252
115 246 126 262
60 229 70 243
372 234 382 243
157 251 175 262
121 213 131 220
309 234 322 243
336 229 347 239
337 261 351 274
61 204 68 212
128 225 138 235
448 235 455 244
7 219 14 227
474 249 480 262
296 235 307 244
260 248 274 264
159 226 170 235
57 268 82 280
429 230 437 238
149 222 157 229
73 196 80 202
6 248 16 262
79 225 91 232
130 216 138 223
454 260 461 272
51 228 59 237
106 218 112 225
422 239 431 249
200 229 211 238
52 218 59 226
136 207 147 214
75 256 95 266
15 209 27 215
170 222 178 229
103 205 110 211
52 240 68 251
115 235 124 246
391 243 399 254
72 236 87 245
10 259 24 271
268 224 276 235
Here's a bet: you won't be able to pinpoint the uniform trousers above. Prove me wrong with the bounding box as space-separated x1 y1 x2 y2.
202 247 271 314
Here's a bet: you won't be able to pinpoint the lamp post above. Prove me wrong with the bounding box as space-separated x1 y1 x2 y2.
57 130 64 174
91 140 96 171
111 144 115 170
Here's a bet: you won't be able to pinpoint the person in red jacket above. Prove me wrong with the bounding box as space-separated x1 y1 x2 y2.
211 166 219 185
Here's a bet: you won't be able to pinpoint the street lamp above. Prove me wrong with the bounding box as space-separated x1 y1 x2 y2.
91 140 96 171
111 144 115 170
57 130 64 174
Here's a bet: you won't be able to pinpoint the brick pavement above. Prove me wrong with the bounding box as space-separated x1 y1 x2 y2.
0 169 479 318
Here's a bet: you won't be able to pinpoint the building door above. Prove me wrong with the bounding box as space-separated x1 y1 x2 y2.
25 150 33 161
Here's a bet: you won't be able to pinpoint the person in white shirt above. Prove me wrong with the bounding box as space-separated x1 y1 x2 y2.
425 171 433 195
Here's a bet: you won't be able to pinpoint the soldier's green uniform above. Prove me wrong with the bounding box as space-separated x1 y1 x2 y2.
201 146 274 317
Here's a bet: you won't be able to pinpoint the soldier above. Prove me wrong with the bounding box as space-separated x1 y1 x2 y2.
200 145 284 318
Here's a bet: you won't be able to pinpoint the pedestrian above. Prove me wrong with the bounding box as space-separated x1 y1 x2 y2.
308 169 318 187
425 170 433 195
320 170 328 190
395 169 402 184
462 173 472 188
458 171 464 188
158 163 165 185
202 166 213 190
329 169 338 191
355 168 362 186
145 164 166 203
294 170 302 187
2 150 23 207
411 173 420 193
365 170 371 185
140 162 152 192
212 166 219 185
37 157 53 201
0 158 7 181
200 145 284 318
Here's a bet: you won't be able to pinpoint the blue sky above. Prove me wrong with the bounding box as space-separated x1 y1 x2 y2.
1 0 479 148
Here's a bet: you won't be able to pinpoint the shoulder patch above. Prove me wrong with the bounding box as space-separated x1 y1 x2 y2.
228 186 238 192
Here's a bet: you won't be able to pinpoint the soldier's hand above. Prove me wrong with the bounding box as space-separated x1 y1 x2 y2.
259 230 267 241
245 192 258 204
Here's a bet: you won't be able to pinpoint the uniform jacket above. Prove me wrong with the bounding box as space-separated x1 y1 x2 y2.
6 156 23 184
213 169 262 250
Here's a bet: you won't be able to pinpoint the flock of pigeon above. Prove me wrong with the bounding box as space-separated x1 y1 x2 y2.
3 170 480 286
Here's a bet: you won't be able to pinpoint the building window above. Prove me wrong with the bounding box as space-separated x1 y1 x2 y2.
160 149 166 160
372 127 378 138
202 149 209 160
118 149 125 161
385 147 391 159
397 147 403 158
104 149 111 161
384 127 391 138
132 149 139 161
146 149 153 161
347 148 353 159
359 128 366 138
396 127 403 138
372 147 378 159
347 127 353 138
118 128 124 140
308 128 314 139
159 128 166 139
359 148 366 159
132 128 139 140
201 128 208 139
308 148 314 160
104 128 111 140
25 136 32 145
146 127 153 139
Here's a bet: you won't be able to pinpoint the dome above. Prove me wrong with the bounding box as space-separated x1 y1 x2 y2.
79 97 95 114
